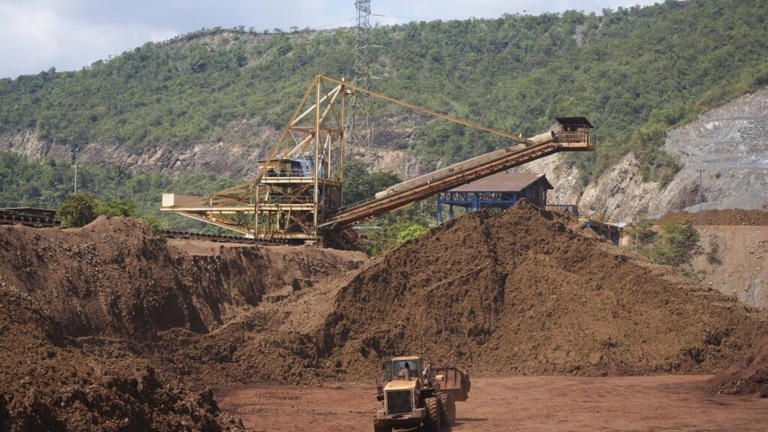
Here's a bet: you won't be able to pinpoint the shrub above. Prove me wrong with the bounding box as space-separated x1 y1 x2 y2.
99 198 137 217
57 193 99 228
396 223 428 243
706 240 721 264
651 220 700 267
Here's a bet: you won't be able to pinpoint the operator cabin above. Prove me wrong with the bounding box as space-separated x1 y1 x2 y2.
436 172 553 224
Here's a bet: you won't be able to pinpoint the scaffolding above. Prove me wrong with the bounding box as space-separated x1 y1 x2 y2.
162 74 348 242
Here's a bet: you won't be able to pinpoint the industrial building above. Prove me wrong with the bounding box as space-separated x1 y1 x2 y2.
436 172 553 224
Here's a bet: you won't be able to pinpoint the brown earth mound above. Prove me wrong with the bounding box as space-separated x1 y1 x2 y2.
657 209 768 226
322 201 767 379
0 217 360 340
0 216 261 339
0 217 364 429
2 205 767 427
708 335 768 397
0 292 245 431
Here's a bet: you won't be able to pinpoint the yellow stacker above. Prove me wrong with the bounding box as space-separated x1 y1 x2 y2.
161 73 594 246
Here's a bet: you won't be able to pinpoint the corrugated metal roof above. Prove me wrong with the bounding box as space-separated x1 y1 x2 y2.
556 116 593 128
448 172 552 193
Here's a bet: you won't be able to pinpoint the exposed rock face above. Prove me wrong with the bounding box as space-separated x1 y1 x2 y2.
516 153 583 207
518 86 768 220
581 154 662 220
0 111 425 180
656 88 768 213
520 153 663 220
0 130 275 179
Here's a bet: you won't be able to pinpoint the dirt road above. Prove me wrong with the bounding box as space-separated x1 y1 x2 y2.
217 376 768 431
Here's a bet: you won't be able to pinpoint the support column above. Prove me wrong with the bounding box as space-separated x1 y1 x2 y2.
339 87 345 203
253 183 259 238
436 195 442 225
473 193 480 212
313 77 321 240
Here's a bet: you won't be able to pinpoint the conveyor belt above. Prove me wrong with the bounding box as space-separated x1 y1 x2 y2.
320 132 592 229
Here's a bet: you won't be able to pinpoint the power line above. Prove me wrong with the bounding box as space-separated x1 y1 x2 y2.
372 12 426 20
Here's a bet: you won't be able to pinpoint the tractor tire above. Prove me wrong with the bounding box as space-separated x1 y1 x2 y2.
373 419 391 432
424 397 441 432
438 392 456 426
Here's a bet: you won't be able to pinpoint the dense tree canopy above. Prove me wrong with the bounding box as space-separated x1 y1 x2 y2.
342 160 400 205
0 151 234 231
0 0 766 185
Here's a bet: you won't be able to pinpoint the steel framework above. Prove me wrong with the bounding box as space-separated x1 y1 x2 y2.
161 74 593 245
348 0 375 152
163 74 348 242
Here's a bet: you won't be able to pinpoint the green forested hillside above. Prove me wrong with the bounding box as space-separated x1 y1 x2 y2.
0 151 234 230
1 0 767 187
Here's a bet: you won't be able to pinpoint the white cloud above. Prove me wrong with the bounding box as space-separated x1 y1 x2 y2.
0 2 178 77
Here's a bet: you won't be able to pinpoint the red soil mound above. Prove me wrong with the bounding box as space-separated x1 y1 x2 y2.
2 205 766 428
0 217 362 340
0 293 245 431
322 201 767 379
0 217 264 339
708 335 768 397
0 217 364 428
657 209 768 226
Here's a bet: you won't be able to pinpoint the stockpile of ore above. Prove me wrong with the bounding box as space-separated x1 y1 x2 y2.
321 201 766 379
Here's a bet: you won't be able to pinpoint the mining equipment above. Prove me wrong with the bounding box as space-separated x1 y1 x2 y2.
0 207 58 228
374 355 470 432
161 73 594 246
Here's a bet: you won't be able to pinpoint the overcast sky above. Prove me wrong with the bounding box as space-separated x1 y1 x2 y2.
0 0 660 79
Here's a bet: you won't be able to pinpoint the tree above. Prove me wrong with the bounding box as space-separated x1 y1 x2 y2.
342 160 401 205
650 220 700 267
58 193 99 227
628 217 656 246
99 198 137 217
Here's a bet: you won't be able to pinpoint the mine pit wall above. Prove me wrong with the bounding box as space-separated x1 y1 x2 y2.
691 225 768 309
0 220 263 339
618 224 768 310
0 218 364 341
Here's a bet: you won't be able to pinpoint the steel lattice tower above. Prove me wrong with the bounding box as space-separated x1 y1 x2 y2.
349 0 375 152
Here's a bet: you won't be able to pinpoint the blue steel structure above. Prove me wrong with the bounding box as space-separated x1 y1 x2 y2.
436 173 552 224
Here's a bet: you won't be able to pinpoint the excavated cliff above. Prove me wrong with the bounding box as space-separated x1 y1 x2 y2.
520 86 768 220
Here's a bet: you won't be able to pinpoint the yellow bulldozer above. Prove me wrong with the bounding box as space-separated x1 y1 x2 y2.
374 355 470 432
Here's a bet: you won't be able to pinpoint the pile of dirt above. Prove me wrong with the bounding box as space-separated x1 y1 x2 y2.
0 294 245 431
0 217 260 339
3 204 767 427
148 242 367 387
0 217 365 428
708 335 768 397
0 217 363 341
322 200 767 379
657 209 768 226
